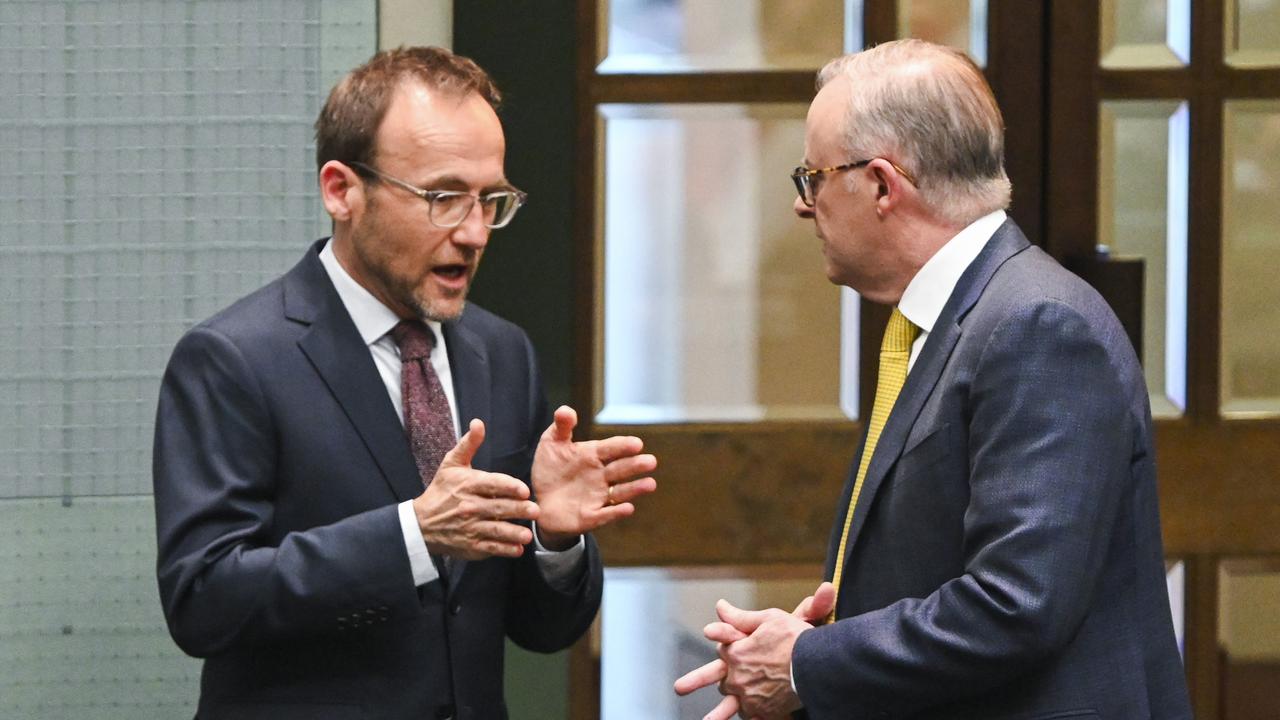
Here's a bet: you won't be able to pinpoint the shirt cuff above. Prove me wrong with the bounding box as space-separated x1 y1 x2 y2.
398 500 440 587
531 522 586 591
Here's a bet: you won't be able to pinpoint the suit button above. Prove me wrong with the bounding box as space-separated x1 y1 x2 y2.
449 602 461 616
435 703 455 719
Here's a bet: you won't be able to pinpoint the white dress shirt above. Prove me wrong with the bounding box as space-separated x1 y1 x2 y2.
897 210 1008 371
318 240 583 588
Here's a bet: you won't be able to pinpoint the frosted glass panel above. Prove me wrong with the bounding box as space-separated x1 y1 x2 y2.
0 0 375 499
1221 101 1280 416
1100 0 1191 68
602 566 822 719
1226 0 1280 67
0 2 376 717
897 0 988 66
598 0 848 73
1218 559 1280 718
0 497 200 718
599 104 856 423
1097 101 1189 417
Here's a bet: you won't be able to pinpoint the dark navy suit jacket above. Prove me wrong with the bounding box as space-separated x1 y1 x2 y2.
792 221 1193 720
153 240 601 720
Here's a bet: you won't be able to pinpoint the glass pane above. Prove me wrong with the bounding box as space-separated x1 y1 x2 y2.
598 0 847 73
1166 559 1185 659
1218 559 1280 719
598 104 855 423
1099 0 1191 68
1226 0 1280 67
601 566 823 719
0 497 201 717
1221 101 1280 416
897 0 988 66
1097 101 1189 417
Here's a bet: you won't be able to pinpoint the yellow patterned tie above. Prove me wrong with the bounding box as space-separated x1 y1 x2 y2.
827 307 920 623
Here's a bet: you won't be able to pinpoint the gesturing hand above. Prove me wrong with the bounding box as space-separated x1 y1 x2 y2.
412 419 540 560
531 406 657 549
673 582 835 719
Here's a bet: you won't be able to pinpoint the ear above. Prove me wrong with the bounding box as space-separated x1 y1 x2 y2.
868 158 909 216
319 160 364 222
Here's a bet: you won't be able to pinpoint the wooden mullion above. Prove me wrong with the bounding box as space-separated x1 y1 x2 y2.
1184 554 1222 720
1098 69 1198 97
571 1 601 716
988 0 1047 246
573 0 600 436
1044 0 1100 260
862 0 898 47
1186 0 1226 423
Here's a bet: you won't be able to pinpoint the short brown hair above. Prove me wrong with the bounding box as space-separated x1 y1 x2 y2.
314 46 502 172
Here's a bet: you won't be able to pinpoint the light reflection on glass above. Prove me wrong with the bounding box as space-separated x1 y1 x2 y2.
598 0 847 73
1221 101 1280 416
1099 0 1191 68
598 104 854 423
1097 100 1189 417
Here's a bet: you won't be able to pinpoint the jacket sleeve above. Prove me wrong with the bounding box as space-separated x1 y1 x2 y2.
793 299 1137 717
153 325 420 657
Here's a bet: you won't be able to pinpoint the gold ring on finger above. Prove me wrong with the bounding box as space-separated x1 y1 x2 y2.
606 485 615 506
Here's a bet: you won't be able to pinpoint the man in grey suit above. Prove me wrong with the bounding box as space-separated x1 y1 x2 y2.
154 47 656 719
676 40 1192 719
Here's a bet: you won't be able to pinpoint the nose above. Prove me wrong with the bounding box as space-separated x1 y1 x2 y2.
449 199 490 249
793 195 815 219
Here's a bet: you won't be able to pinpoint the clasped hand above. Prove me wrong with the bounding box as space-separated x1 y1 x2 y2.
412 406 657 559
674 582 835 720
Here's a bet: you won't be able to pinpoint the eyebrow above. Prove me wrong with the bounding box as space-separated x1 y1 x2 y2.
418 173 512 194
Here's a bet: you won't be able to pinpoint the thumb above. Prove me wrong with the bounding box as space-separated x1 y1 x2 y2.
442 418 485 468
544 405 577 443
715 599 767 635
796 582 836 623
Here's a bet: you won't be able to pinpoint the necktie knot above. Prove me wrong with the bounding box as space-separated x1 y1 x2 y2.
391 319 435 361
882 308 920 354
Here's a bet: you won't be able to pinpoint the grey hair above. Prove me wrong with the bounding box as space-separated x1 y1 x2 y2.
817 39 1011 226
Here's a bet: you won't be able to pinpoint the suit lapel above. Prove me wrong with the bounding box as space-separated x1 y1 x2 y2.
835 220 1032 572
440 313 492 591
286 243 423 503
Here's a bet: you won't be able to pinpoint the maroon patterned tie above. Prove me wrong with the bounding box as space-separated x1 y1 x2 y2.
391 319 456 488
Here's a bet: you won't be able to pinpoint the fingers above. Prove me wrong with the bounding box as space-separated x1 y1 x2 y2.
703 694 739 720
604 476 658 506
592 433 645 463
715 599 768 635
442 418 485 468
673 658 725 696
703 621 748 644
805 582 837 622
603 453 659 484
545 405 577 444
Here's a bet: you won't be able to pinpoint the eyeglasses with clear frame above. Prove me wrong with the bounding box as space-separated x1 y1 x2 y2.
348 161 528 229
790 158 917 207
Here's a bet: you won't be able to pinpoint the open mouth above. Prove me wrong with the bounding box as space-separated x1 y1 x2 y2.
432 264 469 281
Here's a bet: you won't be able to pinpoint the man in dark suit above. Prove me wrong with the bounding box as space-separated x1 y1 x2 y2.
676 40 1191 719
153 47 656 719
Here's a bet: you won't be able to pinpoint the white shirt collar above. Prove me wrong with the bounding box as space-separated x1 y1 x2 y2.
898 210 1007 334
318 239 444 346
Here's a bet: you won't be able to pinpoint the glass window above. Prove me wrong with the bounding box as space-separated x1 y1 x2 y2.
1225 0 1280 67
1218 558 1280 718
598 0 847 73
1099 0 1191 68
598 104 857 423
601 565 823 719
897 0 988 66
1097 100 1189 417
1221 101 1280 417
